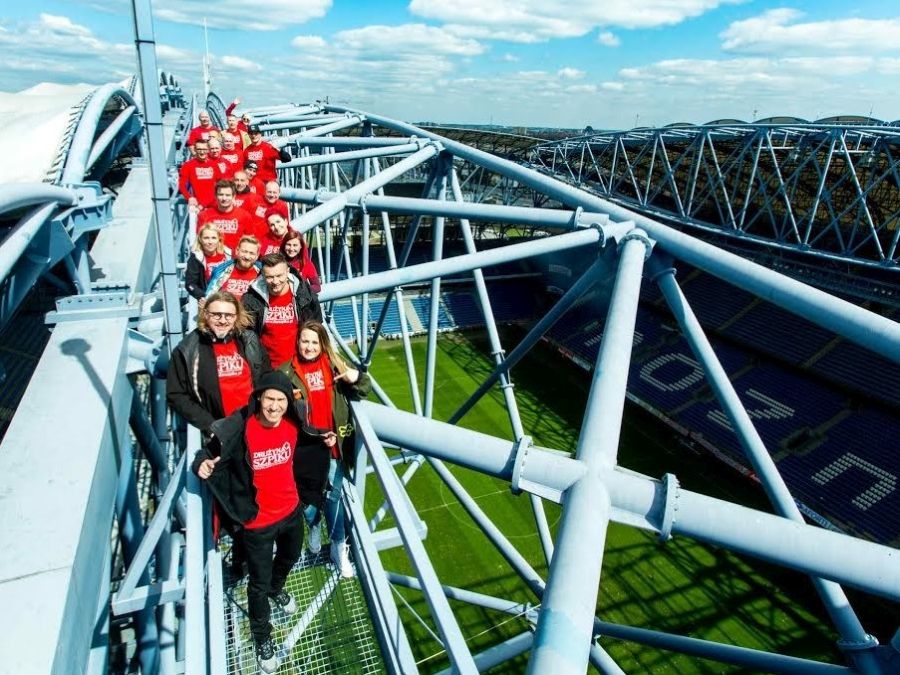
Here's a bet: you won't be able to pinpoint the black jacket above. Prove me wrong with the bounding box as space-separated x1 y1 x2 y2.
191 399 328 525
166 328 271 432
241 273 322 339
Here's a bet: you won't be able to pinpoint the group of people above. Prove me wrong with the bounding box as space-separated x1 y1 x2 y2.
168 102 360 673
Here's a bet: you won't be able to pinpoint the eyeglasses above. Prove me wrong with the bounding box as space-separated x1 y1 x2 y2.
207 312 237 320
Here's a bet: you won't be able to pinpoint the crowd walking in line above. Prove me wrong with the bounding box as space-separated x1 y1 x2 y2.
171 101 364 673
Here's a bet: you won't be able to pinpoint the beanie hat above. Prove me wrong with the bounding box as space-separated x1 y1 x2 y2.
252 370 294 401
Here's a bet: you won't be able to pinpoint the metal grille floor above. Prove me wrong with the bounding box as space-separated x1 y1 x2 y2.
224 547 386 674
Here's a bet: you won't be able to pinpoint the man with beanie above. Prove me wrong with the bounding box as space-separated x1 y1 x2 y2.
244 124 292 184
193 370 329 673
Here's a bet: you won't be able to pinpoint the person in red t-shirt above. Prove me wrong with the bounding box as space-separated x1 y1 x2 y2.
281 230 321 293
259 204 291 256
187 109 222 151
225 97 251 132
232 171 264 234
207 235 261 299
244 254 300 369
207 137 232 178
244 160 267 195
197 180 256 252
277 320 370 577
185 225 230 303
179 140 222 211
224 115 250 150
244 124 291 184
193 370 326 671
220 133 243 174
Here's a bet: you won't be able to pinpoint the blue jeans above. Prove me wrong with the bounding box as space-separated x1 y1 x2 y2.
303 458 348 545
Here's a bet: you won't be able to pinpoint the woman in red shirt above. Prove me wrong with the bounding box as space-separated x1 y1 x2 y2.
277 320 369 577
185 225 230 302
280 230 321 293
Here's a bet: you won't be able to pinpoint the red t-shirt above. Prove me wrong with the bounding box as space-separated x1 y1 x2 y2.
292 355 334 433
244 141 281 183
220 150 241 175
244 415 299 530
212 156 232 178
203 251 226 280
178 158 222 207
187 125 221 147
258 231 285 257
197 205 254 252
248 177 266 195
213 340 253 416
221 265 258 299
260 289 298 368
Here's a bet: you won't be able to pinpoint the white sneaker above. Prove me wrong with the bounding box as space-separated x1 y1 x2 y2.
331 542 354 578
307 522 322 554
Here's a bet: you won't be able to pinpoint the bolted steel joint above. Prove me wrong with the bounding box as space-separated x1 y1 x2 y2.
619 227 655 259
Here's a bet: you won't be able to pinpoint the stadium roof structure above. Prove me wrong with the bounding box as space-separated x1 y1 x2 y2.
0 2 899 674
527 120 900 274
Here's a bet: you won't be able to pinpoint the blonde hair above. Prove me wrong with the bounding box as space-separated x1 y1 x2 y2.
198 291 252 333
194 225 224 255
298 320 349 373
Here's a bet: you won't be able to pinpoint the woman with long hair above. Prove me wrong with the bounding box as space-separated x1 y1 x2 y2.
278 320 369 577
280 229 321 293
185 225 230 301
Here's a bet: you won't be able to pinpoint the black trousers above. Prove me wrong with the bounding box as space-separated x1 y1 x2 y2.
243 506 304 643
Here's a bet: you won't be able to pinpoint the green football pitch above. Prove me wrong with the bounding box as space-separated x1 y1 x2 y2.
362 329 851 673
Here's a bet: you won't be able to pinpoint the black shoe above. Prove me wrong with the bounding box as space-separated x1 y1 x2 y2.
269 589 297 614
256 637 278 673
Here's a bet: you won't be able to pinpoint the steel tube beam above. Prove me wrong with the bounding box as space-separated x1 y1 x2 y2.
0 184 77 217
529 232 650 673
279 187 608 229
86 105 138 171
0 203 58 288
292 144 440 235
62 84 139 184
259 114 346 131
435 632 534 675
279 114 364 143
295 136 418 149
356 401 586 493
593 619 852 674
387 573 531 616
131 0 183 352
353 406 478 673
651 259 879 666
319 228 603 302
278 142 422 170
325 105 900 362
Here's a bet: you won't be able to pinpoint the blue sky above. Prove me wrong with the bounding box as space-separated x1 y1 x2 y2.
1 1 898 128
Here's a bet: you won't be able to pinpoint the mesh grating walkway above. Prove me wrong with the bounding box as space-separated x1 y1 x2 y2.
223 545 386 674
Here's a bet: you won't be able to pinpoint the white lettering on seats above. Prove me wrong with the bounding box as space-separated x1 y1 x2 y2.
707 388 795 431
640 353 704 392
811 452 897 510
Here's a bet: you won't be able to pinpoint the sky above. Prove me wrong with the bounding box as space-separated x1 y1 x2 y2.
0 1 898 130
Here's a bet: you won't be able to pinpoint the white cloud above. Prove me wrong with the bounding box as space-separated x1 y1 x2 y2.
291 35 328 50
219 55 263 72
557 67 585 79
78 0 332 31
721 9 900 55
598 31 621 47
0 14 199 90
601 81 625 91
501 53 519 62
566 83 597 94
334 24 485 56
409 0 738 42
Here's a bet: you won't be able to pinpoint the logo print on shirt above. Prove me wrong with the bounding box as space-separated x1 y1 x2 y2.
212 217 240 233
224 278 252 296
265 303 296 325
195 166 214 179
251 441 292 470
248 150 263 161
216 353 245 378
304 370 326 392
